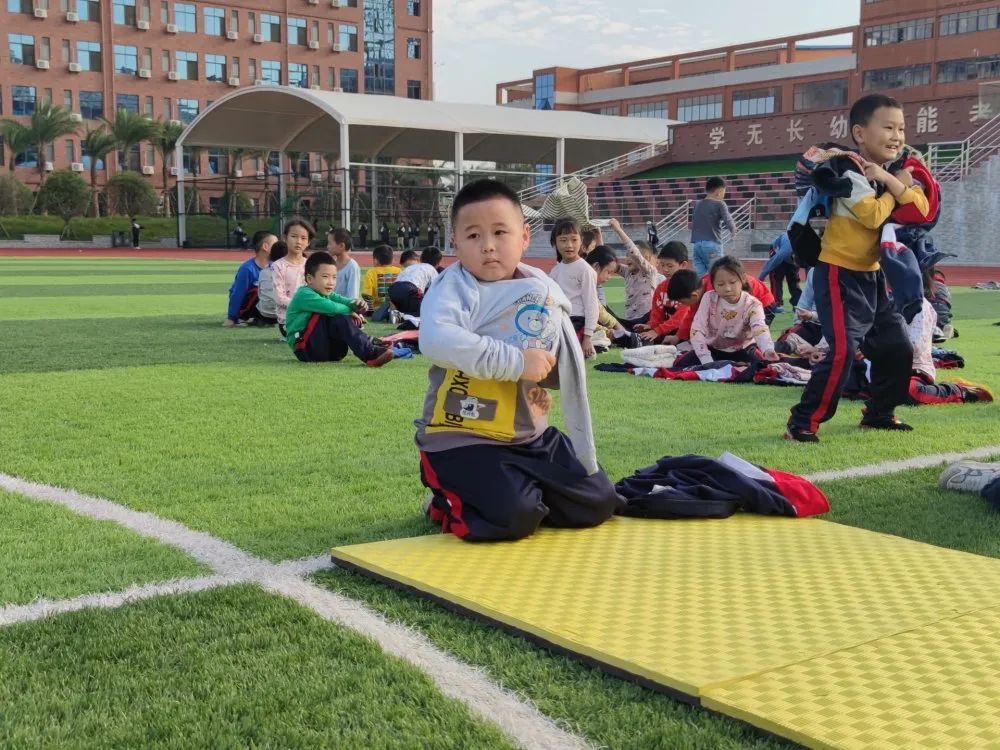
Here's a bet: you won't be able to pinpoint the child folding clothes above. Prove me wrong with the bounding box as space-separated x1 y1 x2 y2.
688 290 776 366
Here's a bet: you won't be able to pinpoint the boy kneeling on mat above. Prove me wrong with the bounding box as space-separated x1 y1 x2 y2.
416 179 623 542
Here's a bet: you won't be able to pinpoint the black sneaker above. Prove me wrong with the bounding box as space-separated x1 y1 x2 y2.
784 424 819 443
859 411 913 431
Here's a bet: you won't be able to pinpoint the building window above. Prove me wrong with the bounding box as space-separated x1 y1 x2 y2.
534 73 554 110
162 97 171 119
63 89 73 110
114 45 138 76
174 2 195 32
261 59 281 84
407 79 421 99
177 98 198 124
144 95 154 116
77 0 100 21
863 17 933 46
8 34 36 66
7 0 32 14
203 7 224 37
205 53 226 81
862 64 931 91
793 78 848 111
113 0 136 25
363 0 393 94
61 39 71 63
77 41 102 72
407 38 421 59
261 13 281 42
406 0 420 15
231 57 239 78
732 87 780 117
288 62 308 88
176 50 198 80
80 90 103 119
940 6 1000 36
65 139 75 163
677 93 722 122
116 93 139 114
81 140 105 171
340 24 358 52
340 68 358 93
938 54 1000 83
599 105 619 116
12 86 36 116
328 67 335 88
288 17 307 46
627 101 667 118
207 148 229 175
161 50 170 71
15 147 39 168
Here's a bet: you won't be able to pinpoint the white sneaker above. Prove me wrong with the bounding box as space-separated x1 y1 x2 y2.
938 461 1000 494
389 309 403 326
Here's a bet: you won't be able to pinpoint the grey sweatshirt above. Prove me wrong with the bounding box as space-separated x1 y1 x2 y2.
691 198 737 243
415 262 598 474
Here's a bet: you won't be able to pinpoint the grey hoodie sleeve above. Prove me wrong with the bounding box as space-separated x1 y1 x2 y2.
419 267 525 382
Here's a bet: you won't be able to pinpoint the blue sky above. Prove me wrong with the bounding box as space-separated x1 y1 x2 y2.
433 0 860 103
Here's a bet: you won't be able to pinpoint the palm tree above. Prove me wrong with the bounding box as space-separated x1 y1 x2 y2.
0 120 34 173
80 126 117 217
28 102 79 186
103 109 158 174
150 119 184 217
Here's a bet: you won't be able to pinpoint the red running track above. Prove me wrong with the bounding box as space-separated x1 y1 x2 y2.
1 247 998 285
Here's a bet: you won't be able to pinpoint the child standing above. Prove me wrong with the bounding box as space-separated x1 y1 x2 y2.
549 219 600 358
787 94 925 442
637 241 689 343
285 251 399 368
271 217 314 336
361 244 401 317
224 230 277 327
130 217 142 249
388 246 441 316
690 177 737 275
679 256 778 367
608 218 662 330
327 227 362 300
417 178 621 542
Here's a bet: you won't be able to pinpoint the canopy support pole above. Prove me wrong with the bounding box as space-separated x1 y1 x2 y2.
340 123 351 231
556 137 566 186
175 145 186 246
454 132 464 190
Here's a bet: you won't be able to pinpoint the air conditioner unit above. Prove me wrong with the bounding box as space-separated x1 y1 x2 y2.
166 23 178 33
331 43 344 53
138 68 151 79
66 11 79 22
169 119 182 127
255 170 265 179
308 40 319 50
253 78 265 86
226 30 238 40
234 169 243 178
333 86 344 92
33 7 47 18
71 162 84 172
169 166 179 176
308 0 319 4
167 71 179 81
137 19 149 30
331 0 342 6
44 161 54 172
141 165 155 176
68 62 82 73
228 77 240 87
309 84 321 90
252 33 263 43
69 112 83 122
310 173 323 182
36 59 50 70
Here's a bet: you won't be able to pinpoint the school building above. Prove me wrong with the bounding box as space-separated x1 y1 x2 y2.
497 0 999 167
0 0 432 190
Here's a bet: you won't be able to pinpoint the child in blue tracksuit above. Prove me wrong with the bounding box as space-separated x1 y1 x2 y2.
225 230 277 326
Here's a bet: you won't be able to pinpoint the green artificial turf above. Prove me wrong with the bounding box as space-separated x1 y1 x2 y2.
0 488 207 607
0 585 514 749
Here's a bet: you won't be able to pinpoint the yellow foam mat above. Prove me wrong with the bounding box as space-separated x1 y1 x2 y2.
332 516 1000 748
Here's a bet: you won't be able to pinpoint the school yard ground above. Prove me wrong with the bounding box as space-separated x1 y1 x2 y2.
1 252 999 749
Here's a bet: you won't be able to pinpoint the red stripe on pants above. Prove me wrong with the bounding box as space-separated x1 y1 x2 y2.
810 265 849 433
294 313 323 352
419 452 470 539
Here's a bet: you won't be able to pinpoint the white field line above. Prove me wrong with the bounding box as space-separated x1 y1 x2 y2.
0 473 590 750
806 445 1000 483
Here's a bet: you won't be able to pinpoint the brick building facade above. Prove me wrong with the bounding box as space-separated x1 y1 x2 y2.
1 0 432 189
497 0 999 166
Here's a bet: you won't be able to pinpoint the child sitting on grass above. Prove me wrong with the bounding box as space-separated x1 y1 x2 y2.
272 218 314 337
661 269 704 347
608 218 663 330
676 256 778 367
417 178 621 542
549 218 600 358
399 248 419 267
637 241 689 343
224 229 277 327
327 227 361 300
286 251 402 368
388 246 442 316
257 240 286 326
362 244 401 320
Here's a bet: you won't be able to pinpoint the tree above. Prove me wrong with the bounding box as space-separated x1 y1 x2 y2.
28 102 79 186
0 172 33 215
106 171 158 217
104 109 158 173
36 170 90 237
0 120 35 173
150 119 184 218
80 126 117 217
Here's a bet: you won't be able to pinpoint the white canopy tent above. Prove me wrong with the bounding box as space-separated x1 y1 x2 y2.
175 87 673 237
